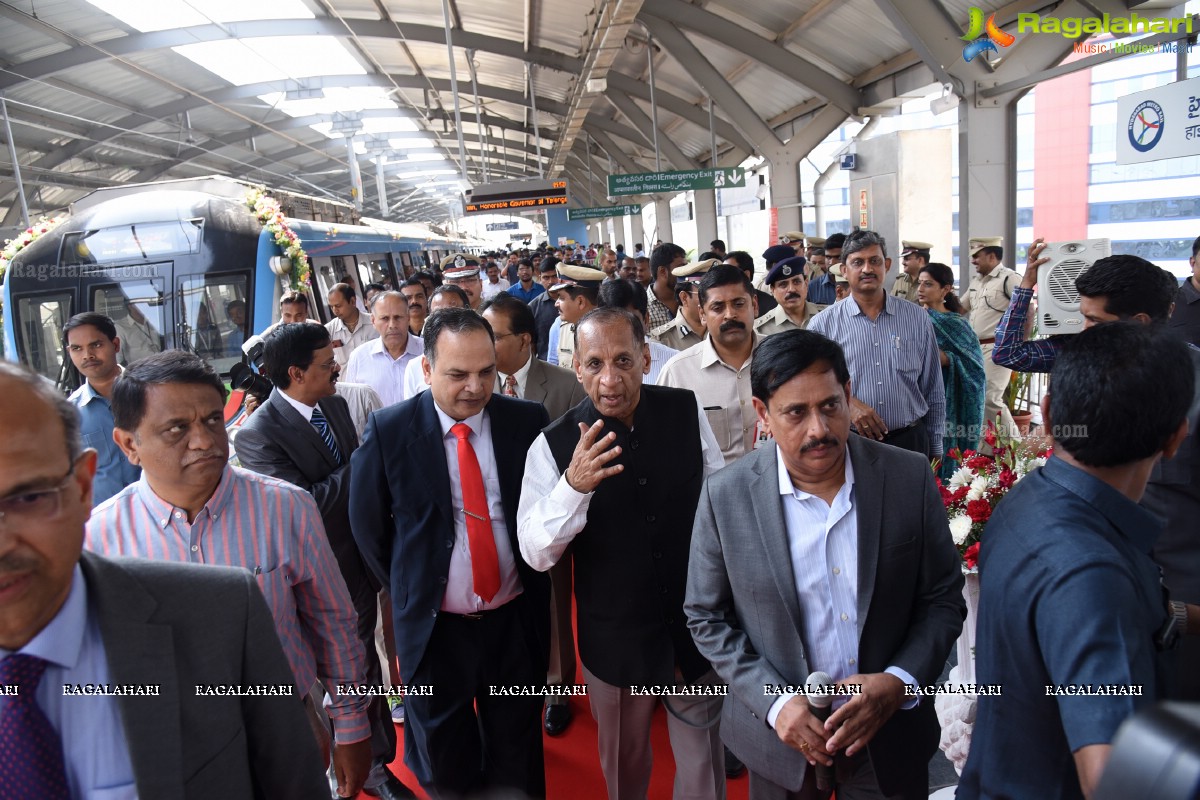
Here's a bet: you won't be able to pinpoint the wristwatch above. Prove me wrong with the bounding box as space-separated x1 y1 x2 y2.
1157 600 1188 651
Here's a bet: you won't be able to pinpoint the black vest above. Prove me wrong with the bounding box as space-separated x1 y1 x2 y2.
544 384 709 685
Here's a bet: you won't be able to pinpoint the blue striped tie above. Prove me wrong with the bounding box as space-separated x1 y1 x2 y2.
310 406 343 465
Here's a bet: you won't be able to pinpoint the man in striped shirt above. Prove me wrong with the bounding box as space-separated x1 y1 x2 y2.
86 351 373 798
808 230 946 460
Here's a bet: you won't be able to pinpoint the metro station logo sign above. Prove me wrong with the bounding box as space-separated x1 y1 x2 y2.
961 7 1016 62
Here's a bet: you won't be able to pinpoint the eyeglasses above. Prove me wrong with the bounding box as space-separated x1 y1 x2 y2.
0 459 80 531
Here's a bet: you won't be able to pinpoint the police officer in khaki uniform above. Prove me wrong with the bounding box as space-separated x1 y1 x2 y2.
961 236 1021 436
780 230 806 256
650 259 717 351
754 256 822 337
552 264 606 368
830 263 851 302
891 241 931 303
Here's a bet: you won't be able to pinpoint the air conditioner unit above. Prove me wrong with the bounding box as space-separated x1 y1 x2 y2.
1037 238 1111 334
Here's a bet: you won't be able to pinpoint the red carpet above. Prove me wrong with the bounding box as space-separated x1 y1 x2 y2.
373 696 750 799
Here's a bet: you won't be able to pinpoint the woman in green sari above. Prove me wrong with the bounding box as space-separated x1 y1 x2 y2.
916 263 986 482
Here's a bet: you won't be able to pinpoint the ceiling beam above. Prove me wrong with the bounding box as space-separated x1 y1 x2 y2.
641 0 862 115
0 17 584 94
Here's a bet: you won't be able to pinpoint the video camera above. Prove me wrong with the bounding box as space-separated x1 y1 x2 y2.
229 334 273 403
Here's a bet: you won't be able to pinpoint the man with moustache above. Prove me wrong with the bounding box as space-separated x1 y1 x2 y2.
442 255 486 311
400 276 429 335
549 265 605 369
660 264 763 465
326 283 379 367
63 312 140 506
350 309 550 798
647 243 687 330
889 242 930 304
519 308 726 800
86 351 373 797
507 259 547 303
343 291 424 408
685 330 965 800
808 230 946 460
754 256 822 338
233 323 413 799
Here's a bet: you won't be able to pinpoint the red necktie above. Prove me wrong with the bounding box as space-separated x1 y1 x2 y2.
450 423 501 602
0 654 70 799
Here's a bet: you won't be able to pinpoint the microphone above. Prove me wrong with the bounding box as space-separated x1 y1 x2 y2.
805 671 835 793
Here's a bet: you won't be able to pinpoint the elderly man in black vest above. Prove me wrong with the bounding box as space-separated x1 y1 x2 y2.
518 307 727 800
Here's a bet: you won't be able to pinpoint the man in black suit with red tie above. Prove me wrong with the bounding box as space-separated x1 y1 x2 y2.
349 308 551 798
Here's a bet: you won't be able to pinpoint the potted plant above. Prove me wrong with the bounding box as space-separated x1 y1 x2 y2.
1003 369 1034 436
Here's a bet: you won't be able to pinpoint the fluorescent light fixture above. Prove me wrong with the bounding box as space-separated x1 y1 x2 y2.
175 37 365 86
86 0 313 32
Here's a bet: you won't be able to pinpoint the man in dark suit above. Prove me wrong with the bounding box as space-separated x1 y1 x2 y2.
483 293 586 735
685 330 966 800
0 361 329 799
350 308 551 798
233 322 411 800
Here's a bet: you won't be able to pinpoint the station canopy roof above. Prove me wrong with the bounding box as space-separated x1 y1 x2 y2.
0 0 1015 225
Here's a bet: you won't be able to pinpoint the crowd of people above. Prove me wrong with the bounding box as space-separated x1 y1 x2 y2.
1 229 1198 800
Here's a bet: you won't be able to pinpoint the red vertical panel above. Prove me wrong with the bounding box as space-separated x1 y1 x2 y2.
1032 59 1092 240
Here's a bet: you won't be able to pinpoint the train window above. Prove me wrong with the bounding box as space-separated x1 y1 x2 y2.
15 292 72 385
62 220 202 264
399 251 413 277
92 282 165 366
178 274 249 374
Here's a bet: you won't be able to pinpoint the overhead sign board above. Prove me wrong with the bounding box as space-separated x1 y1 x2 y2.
464 179 569 214
1116 75 1200 165
607 168 746 197
567 204 642 221
485 221 520 231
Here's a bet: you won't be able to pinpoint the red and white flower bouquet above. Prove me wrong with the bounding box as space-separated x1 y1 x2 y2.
936 422 1052 572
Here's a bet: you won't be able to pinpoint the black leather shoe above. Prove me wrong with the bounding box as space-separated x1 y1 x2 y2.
544 702 572 736
724 745 746 778
362 771 418 799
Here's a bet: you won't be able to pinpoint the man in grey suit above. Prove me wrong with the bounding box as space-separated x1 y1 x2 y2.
0 361 328 799
483 293 586 735
685 329 965 800
233 323 411 799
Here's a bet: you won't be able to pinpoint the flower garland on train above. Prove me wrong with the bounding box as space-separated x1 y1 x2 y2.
245 187 309 289
0 216 64 279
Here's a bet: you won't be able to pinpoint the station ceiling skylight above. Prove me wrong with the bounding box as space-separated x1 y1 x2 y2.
85 0 313 32
174 36 365 86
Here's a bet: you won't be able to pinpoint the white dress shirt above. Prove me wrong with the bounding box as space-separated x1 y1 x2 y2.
325 312 379 366
496 352 535 398
517 394 724 572
335 382 383 440
402 356 429 401
434 403 524 613
481 277 511 300
764 446 917 727
645 338 678 386
277 386 316 422
342 334 425 408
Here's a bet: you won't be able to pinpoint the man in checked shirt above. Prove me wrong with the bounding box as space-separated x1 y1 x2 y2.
85 351 372 798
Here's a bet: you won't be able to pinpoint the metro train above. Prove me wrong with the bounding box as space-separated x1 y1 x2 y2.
2 176 481 392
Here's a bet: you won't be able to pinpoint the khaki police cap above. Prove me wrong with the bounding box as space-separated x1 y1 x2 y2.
968 236 1003 256
671 258 721 283
550 264 607 292
780 231 806 243
901 240 933 256
828 263 848 283
806 237 827 248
